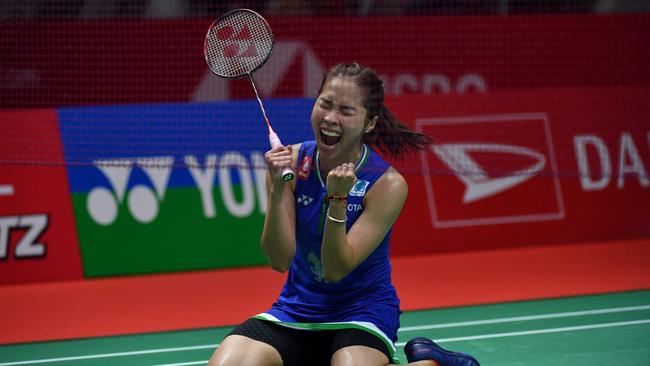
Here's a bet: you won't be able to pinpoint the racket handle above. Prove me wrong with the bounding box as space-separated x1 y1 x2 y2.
268 132 295 182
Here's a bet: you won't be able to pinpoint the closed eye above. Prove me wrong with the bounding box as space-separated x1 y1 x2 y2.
318 98 357 116
340 106 356 116
319 99 333 109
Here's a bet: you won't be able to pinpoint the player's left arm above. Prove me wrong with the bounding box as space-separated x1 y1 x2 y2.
321 167 407 282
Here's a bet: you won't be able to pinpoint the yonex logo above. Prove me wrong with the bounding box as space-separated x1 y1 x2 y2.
417 113 565 227
86 152 269 226
87 157 173 225
297 194 314 206
194 41 325 102
216 25 257 58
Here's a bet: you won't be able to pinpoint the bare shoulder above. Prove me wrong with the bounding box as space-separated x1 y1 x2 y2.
378 166 407 190
365 167 408 205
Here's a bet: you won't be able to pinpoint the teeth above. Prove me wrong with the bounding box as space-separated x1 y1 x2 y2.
321 129 341 137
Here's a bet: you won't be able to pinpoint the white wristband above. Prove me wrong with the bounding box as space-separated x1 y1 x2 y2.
326 213 346 223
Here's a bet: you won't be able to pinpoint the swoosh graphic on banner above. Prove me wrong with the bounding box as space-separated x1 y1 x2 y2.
432 143 546 203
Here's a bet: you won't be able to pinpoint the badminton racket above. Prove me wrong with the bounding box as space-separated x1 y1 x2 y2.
204 8 294 181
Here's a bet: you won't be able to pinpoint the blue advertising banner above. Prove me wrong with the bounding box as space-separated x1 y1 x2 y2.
57 99 313 277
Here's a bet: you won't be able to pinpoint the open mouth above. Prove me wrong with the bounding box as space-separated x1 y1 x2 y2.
320 128 341 147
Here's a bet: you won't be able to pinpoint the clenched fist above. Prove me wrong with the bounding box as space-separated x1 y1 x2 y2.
326 162 357 198
264 145 292 183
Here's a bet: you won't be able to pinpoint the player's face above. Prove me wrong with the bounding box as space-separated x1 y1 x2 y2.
311 77 370 162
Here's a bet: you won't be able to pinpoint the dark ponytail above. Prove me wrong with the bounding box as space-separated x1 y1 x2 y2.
318 62 432 160
364 106 431 159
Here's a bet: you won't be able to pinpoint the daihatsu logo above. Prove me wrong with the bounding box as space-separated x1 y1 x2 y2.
416 113 565 228
432 143 546 203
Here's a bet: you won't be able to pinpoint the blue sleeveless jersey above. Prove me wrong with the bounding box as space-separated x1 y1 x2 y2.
258 141 401 351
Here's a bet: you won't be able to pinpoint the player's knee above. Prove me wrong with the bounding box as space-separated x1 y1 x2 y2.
208 335 282 366
331 346 389 366
209 351 276 366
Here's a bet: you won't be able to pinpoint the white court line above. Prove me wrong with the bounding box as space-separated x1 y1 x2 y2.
395 319 650 346
398 304 650 332
154 319 650 366
0 345 217 366
1 304 649 366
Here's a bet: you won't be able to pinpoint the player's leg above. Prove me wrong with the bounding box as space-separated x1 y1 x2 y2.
330 330 479 366
209 318 286 366
330 328 395 366
210 318 333 366
331 345 389 365
208 334 282 366
331 345 436 366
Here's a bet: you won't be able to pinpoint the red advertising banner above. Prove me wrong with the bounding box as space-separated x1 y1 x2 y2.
0 91 646 283
387 87 650 254
0 110 83 283
1 14 647 109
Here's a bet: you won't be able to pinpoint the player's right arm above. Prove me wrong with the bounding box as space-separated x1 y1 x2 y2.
260 143 299 272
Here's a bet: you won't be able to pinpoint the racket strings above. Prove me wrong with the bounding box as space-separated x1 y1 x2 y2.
205 11 273 78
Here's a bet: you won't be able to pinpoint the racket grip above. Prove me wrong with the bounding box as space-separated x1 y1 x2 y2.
268 132 295 182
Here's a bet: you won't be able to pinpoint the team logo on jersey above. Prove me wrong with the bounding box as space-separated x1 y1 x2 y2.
349 180 370 197
298 155 312 180
297 194 314 206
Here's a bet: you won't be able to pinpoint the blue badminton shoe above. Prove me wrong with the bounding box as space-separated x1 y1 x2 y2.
405 337 480 366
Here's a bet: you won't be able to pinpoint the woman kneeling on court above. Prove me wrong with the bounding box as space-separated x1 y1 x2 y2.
208 63 480 366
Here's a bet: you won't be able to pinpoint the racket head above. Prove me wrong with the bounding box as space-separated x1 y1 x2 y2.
204 9 274 79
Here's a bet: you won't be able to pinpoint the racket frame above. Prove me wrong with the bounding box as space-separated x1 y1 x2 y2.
203 8 275 79
203 9 294 182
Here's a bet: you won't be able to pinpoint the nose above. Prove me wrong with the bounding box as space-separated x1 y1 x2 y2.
323 109 339 124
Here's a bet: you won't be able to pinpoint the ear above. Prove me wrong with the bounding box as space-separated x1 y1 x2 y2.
365 115 378 133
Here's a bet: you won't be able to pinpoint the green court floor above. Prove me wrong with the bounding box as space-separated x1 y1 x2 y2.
1 290 649 365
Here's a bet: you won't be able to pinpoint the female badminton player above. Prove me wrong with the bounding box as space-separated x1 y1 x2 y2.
208 63 480 366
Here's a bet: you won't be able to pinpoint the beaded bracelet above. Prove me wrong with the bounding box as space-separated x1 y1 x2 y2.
327 194 348 203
